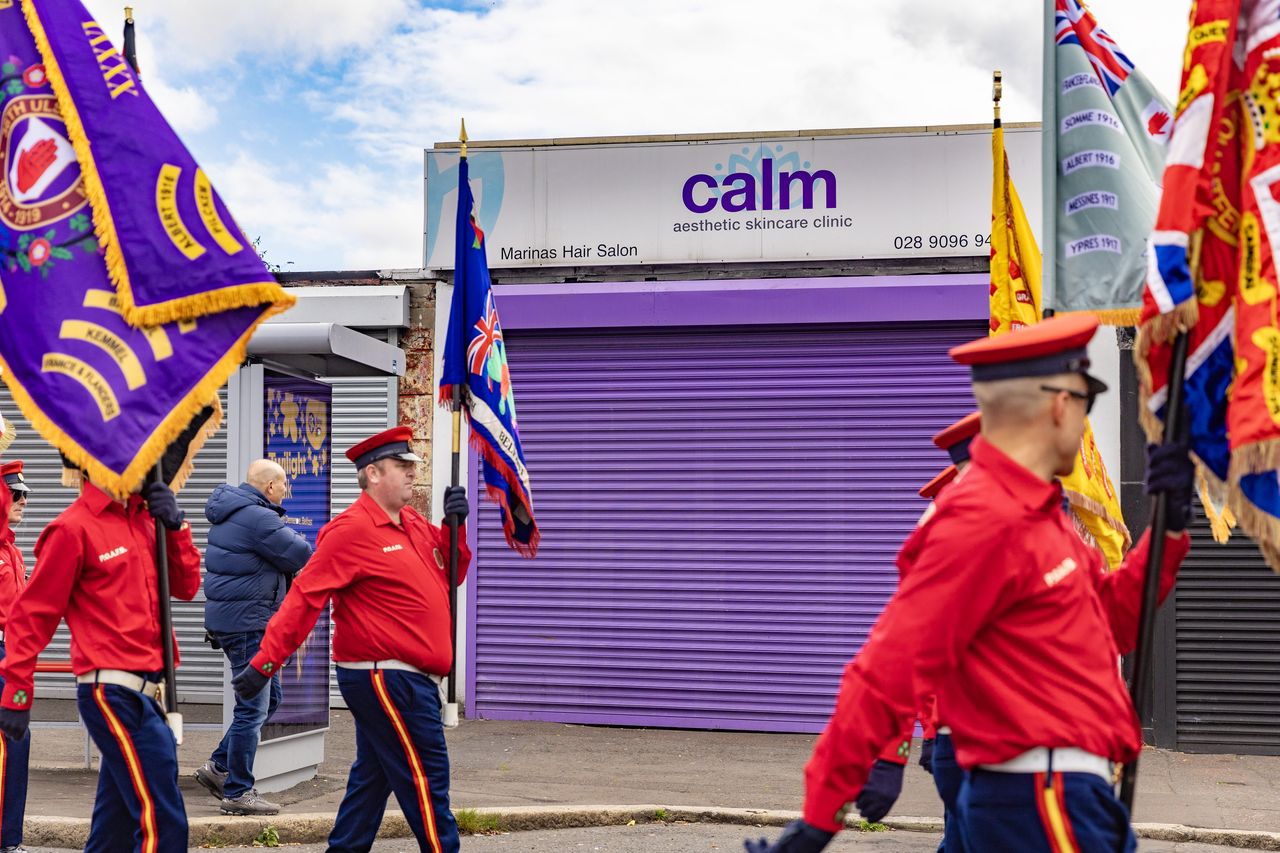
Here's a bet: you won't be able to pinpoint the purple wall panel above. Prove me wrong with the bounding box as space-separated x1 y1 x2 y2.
470 302 986 732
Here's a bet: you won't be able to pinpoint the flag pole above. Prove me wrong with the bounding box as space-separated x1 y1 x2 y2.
1041 0 1057 319
122 6 138 77
443 118 468 728
124 8 182 743
151 461 183 743
1119 329 1190 810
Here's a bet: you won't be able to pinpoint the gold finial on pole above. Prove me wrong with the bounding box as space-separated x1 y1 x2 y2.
124 6 134 22
460 118 468 158
992 70 1003 121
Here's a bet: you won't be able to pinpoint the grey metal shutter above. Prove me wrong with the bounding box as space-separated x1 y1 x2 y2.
472 321 984 732
326 376 396 705
1 386 228 702
1175 517 1280 753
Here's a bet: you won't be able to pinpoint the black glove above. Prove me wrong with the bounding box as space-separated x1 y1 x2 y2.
743 820 834 853
141 480 184 530
854 758 904 823
1145 440 1194 532
444 485 469 522
232 665 271 701
919 736 935 774
0 707 29 741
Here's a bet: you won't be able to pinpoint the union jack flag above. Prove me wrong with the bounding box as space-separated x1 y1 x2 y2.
467 291 502 381
1055 0 1134 97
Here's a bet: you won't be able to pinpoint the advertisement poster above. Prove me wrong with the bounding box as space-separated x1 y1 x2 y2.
260 373 331 738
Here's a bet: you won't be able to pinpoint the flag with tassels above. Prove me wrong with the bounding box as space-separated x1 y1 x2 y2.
1226 0 1280 567
1050 0 1172 321
1138 0 1239 544
993 87 1131 567
0 2 293 497
438 151 539 556
23 0 289 327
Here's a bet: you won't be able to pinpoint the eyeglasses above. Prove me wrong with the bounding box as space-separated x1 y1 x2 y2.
9 489 27 503
1040 384 1095 415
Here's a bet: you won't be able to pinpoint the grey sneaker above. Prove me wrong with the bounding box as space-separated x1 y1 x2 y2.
1 845 30 852
193 762 227 800
221 789 281 816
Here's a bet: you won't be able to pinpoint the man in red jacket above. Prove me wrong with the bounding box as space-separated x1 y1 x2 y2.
0 461 29 853
0 470 199 853
748 315 1194 852
234 426 472 853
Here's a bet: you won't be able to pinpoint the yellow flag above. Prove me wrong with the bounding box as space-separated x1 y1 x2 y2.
991 123 1131 567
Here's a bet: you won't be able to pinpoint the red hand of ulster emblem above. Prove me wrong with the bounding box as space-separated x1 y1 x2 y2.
16 138 57 193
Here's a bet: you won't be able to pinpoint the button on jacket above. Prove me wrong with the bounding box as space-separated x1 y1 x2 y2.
0 482 202 708
252 491 472 678
802 436 1189 831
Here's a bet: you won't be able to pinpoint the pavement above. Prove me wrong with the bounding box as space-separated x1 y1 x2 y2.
18 701 1280 849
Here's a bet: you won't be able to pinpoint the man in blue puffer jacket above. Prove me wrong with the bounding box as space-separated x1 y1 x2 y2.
194 459 313 816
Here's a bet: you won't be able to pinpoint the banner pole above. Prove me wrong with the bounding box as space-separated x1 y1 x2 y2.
151 462 182 743
1041 0 1057 319
444 120 468 728
1119 330 1189 811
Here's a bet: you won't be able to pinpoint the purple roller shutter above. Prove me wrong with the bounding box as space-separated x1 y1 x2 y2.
472 320 985 732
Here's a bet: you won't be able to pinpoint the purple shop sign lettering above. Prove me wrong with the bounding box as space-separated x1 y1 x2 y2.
682 158 837 214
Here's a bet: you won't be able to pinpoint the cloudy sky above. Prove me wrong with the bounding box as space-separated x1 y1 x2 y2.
84 0 1190 272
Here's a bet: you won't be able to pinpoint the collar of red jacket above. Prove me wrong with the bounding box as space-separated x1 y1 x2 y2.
80 481 146 516
356 489 407 528
968 434 1063 513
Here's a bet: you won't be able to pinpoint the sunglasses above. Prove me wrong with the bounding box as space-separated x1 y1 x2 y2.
9 489 27 503
1040 384 1096 415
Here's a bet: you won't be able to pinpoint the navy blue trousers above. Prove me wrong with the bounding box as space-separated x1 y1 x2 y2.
0 644 28 848
77 681 188 853
931 733 965 852
327 668 458 853
959 768 1136 852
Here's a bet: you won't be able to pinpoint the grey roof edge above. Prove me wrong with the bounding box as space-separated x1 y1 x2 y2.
431 122 1041 150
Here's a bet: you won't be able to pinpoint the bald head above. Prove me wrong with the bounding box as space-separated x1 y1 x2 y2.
246 459 288 505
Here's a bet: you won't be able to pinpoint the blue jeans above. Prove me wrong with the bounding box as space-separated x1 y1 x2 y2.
210 630 281 798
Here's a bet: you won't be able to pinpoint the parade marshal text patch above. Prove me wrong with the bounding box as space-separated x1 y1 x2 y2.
97 545 128 563
382 544 403 554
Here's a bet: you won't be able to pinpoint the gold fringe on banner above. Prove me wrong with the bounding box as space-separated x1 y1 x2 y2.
1226 490 1280 574
0 414 13 455
1083 307 1145 327
21 0 293 328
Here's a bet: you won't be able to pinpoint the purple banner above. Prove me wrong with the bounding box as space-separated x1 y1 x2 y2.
0 4 279 497
262 375 330 731
23 0 291 326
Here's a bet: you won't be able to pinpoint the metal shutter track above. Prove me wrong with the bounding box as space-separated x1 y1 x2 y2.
1176 518 1280 752
474 322 983 732
2 387 228 702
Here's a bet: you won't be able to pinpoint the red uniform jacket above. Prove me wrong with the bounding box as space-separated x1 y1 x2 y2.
0 483 202 709
252 491 473 678
803 436 1189 832
0 516 27 629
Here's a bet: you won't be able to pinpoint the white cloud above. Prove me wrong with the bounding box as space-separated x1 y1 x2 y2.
85 0 416 73
73 0 1199 269
208 151 421 271
139 77 219 134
